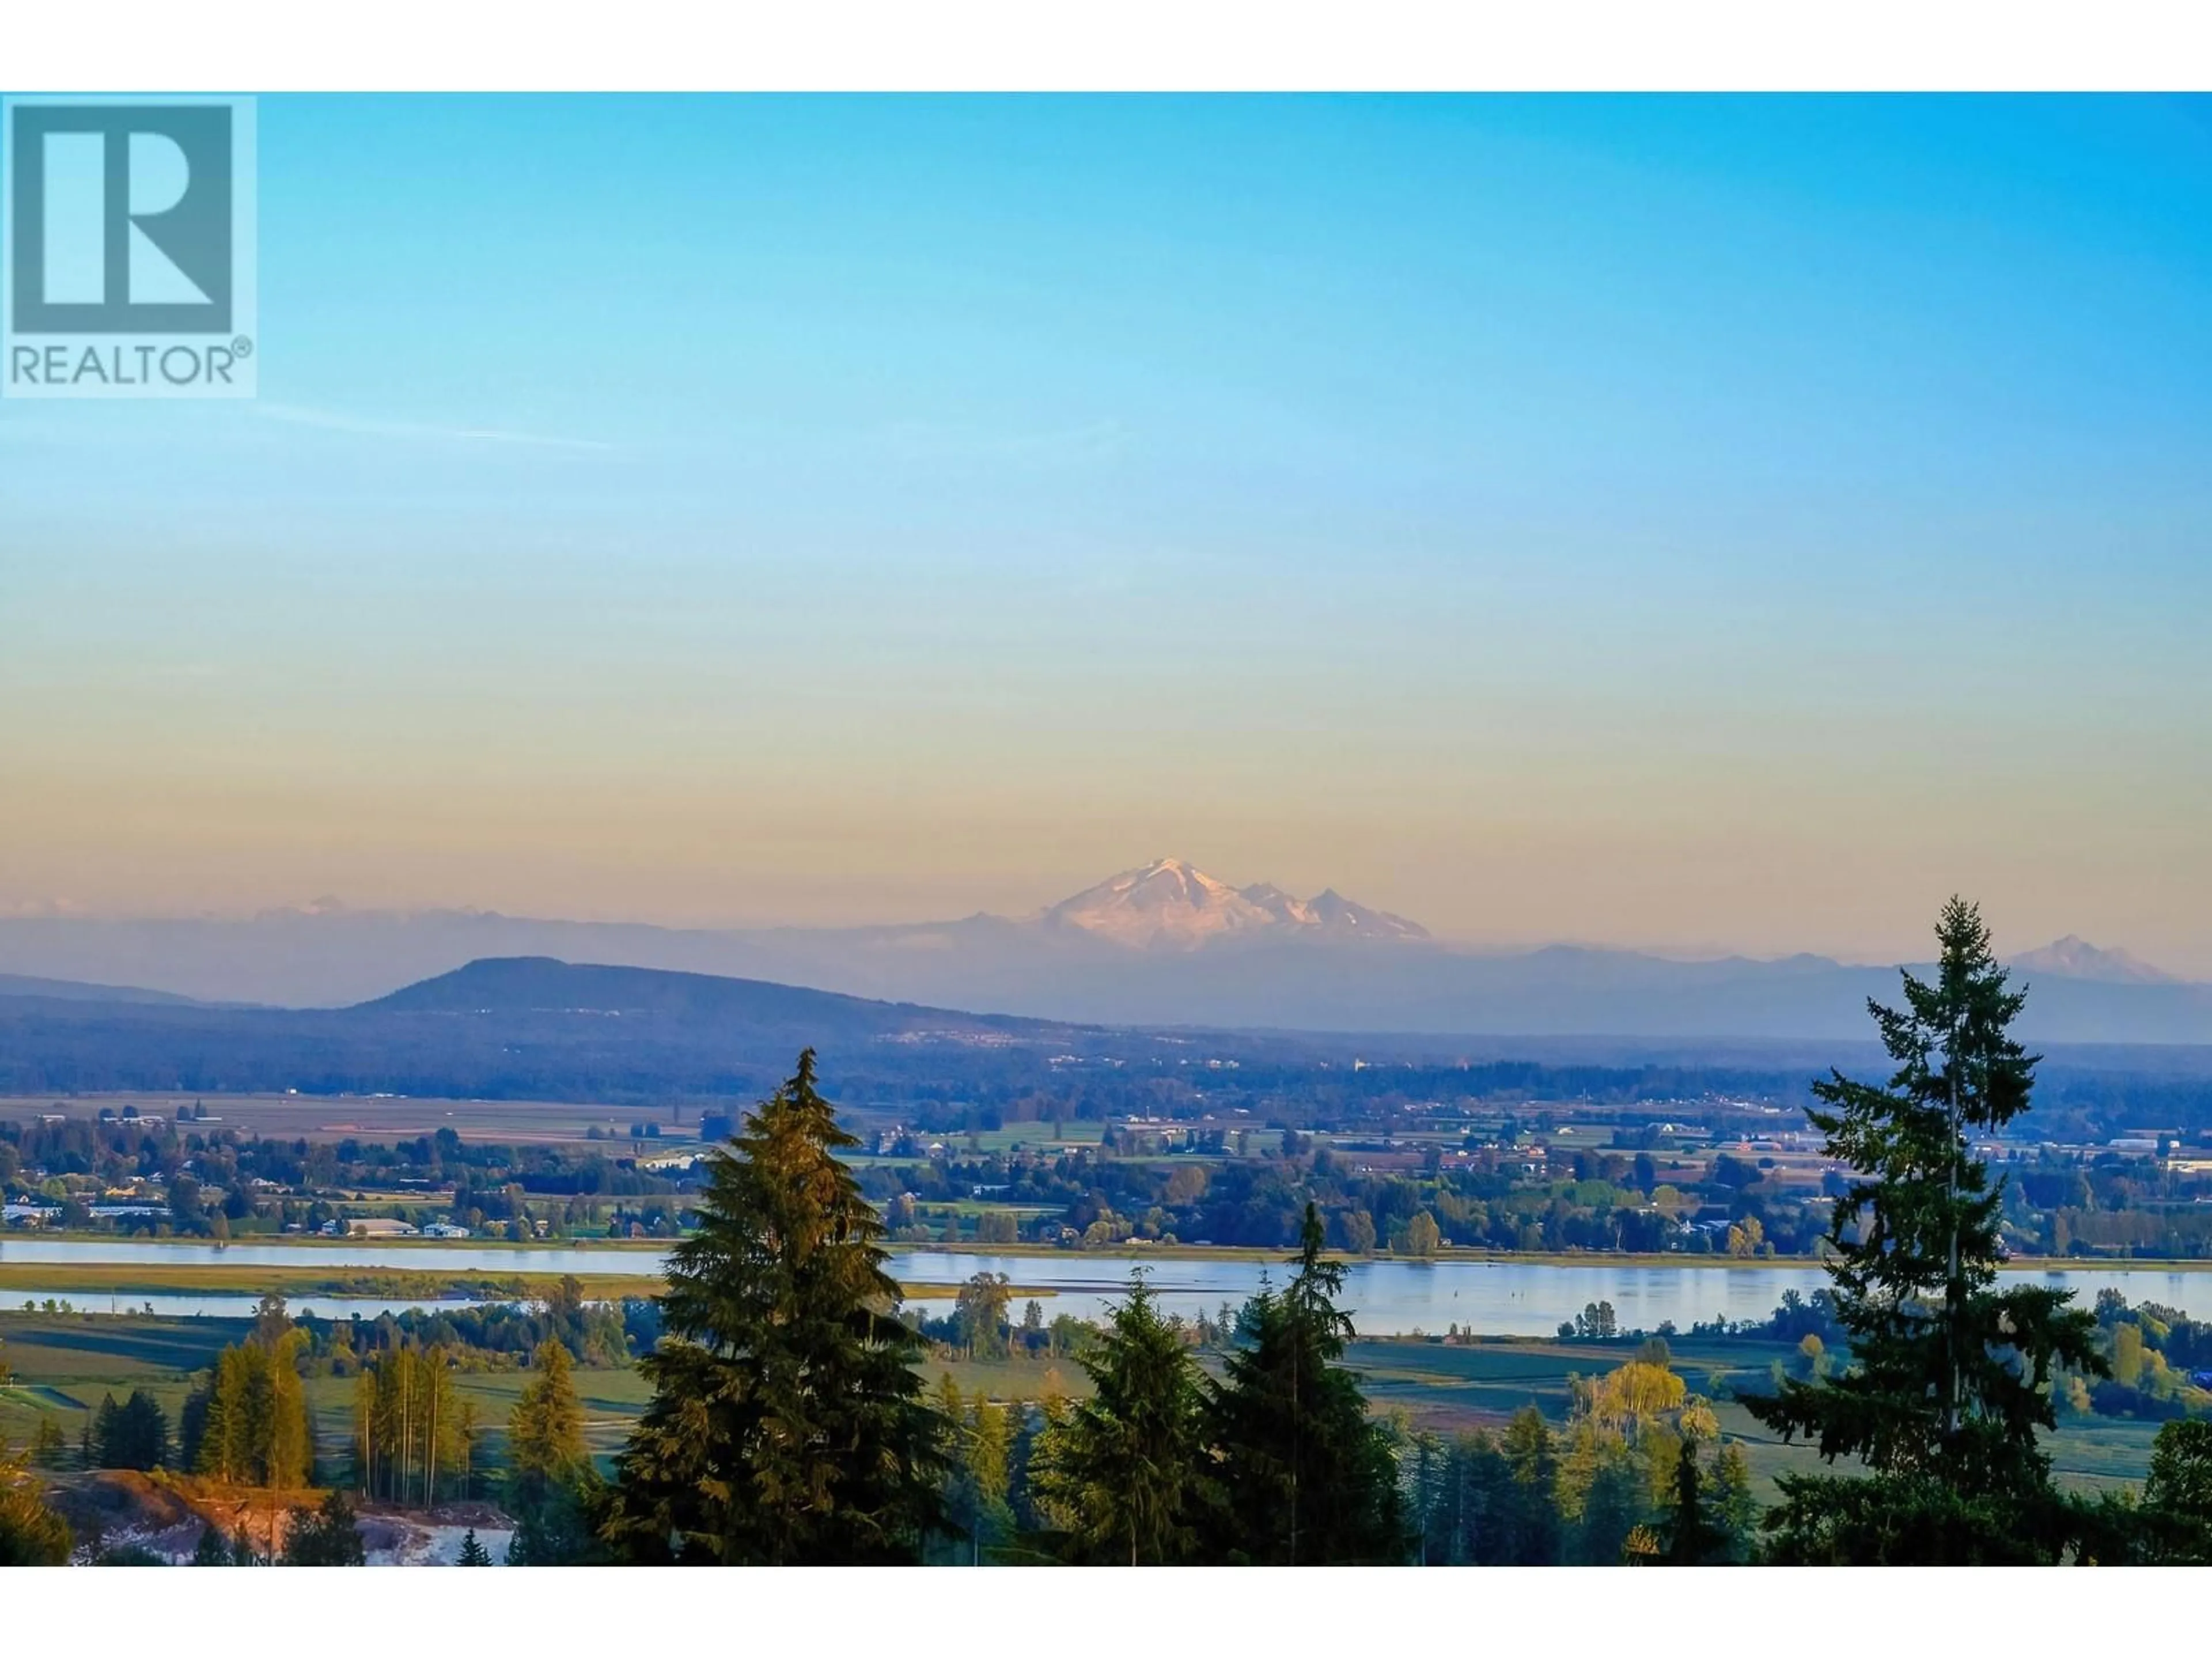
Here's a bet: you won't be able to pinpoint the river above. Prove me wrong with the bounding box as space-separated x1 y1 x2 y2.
4 1237 2206 1335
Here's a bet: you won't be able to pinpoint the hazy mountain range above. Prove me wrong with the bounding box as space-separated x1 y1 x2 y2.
0 858 2205 1044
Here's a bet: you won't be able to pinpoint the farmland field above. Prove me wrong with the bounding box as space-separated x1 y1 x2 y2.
6 1092 695 1147
1 1313 2172 1507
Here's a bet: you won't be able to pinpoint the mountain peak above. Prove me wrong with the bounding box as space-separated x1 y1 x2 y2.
2009 935 2179 985
1040 861 1429 951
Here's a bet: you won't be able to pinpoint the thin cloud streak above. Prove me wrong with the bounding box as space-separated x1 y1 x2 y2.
257 402 616 452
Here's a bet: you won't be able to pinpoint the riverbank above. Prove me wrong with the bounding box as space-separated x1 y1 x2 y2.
10 1230 668 1253
0 1261 655 1300
15 1230 2212 1272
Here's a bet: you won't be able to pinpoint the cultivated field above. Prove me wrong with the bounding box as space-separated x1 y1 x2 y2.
0 1313 2168 1509
2 1092 695 1146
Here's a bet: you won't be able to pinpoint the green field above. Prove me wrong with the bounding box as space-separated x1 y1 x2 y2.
1 1092 699 1147
0 1313 2176 1506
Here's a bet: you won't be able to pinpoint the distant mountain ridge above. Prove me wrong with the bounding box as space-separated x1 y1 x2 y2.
0 956 1118 1104
365 955 1047 1034
0 876 2202 1044
0 972 202 1006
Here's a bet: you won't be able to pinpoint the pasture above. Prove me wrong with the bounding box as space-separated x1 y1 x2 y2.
3 1091 692 1146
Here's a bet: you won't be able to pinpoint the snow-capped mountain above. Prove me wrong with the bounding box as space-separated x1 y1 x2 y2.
1037 858 1430 951
2009 935 2178 985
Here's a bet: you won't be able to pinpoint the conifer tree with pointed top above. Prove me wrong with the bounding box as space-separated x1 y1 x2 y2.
1202 1203 1408 1564
597 1050 946 1564
1660 1438 1726 1565
1745 897 2103 1563
1033 1271 1205 1566
504 1338 600 1565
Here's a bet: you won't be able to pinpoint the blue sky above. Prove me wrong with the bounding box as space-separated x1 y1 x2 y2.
5 96 2210 968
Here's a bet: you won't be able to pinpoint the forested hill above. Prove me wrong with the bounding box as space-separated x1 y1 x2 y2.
0 956 1107 1104
360 955 1058 1035
4 956 2212 1137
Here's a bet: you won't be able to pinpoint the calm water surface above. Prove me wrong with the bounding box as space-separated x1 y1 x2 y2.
6 1237 2207 1334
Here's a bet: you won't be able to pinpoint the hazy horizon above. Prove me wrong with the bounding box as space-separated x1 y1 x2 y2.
7 97 2210 975
0 871 2187 983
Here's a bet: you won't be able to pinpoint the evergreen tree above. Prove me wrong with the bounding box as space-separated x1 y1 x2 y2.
503 1338 601 1565
280 1490 366 1565
1745 898 2103 1563
597 1050 946 1564
1402 1429 1448 1565
936 1379 1015 1564
508 1339 588 1487
1708 1441 1759 1563
1446 1429 1521 1565
2125 1419 2212 1564
1035 1271 1205 1565
90 1393 121 1467
456 1527 492 1566
1661 1438 1726 1565
965 1400 1013 1559
1571 1447 1645 1565
1202 1203 1407 1564
1499 1407 1563 1565
190 1525 230 1566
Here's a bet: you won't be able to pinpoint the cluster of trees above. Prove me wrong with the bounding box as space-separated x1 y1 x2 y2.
566 1052 1406 1565
2012 1152 2212 1259
291 1282 640 1373
181 1301 316 1488
1028 1217 1406 1565
859 1132 1827 1257
351 1345 478 1506
1397 1397 1758 1565
2069 1292 2212 1421
179 1493 369 1566
89 1390 171 1471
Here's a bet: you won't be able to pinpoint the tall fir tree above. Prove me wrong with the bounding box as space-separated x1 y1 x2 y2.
1745 897 2102 1563
504 1338 600 1564
1202 1203 1408 1563
597 1050 945 1563
1499 1406 1563 1565
1660 1438 1726 1565
1034 1271 1206 1565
